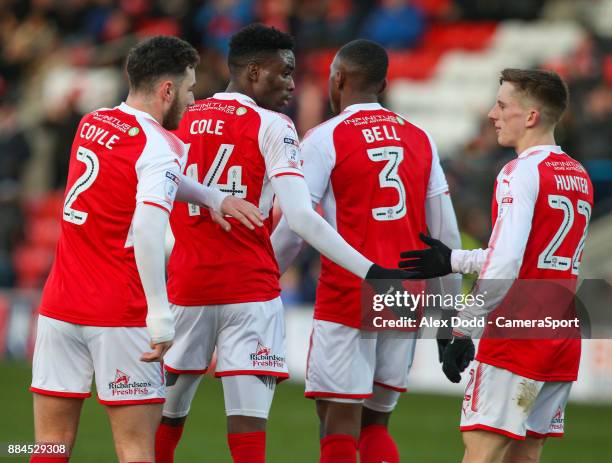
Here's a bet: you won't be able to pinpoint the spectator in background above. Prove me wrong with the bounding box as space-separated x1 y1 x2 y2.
195 0 254 54
360 0 425 49
0 89 28 286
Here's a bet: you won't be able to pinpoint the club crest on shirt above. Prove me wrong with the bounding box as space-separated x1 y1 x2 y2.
236 107 247 116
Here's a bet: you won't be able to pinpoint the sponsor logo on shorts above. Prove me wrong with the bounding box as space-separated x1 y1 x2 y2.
250 341 285 369
108 369 152 397
550 407 564 432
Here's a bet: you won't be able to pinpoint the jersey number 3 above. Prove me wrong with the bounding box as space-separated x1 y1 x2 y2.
368 146 406 221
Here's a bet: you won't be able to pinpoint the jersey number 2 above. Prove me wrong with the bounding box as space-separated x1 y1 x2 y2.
63 146 100 225
185 143 247 216
368 146 406 221
537 194 591 275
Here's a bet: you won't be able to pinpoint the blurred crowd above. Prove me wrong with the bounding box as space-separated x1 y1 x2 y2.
1 0 611 302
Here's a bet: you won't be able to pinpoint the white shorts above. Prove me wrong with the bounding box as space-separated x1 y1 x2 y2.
460 361 571 440
304 319 417 400
164 297 288 381
31 315 165 405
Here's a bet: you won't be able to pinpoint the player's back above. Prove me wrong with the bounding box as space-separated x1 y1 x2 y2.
303 103 448 328
479 148 594 381
40 104 185 327
168 93 302 306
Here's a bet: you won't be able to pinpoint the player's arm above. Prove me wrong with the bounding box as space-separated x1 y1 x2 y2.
425 192 464 360
265 118 409 280
442 165 538 382
133 203 174 361
176 173 264 231
132 156 183 361
399 134 487 278
421 140 464 361
270 134 331 274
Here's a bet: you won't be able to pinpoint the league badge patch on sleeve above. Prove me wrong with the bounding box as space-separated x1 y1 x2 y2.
283 137 300 168
165 171 180 201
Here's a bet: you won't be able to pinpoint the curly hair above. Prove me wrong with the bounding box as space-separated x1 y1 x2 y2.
126 36 199 91
228 23 294 72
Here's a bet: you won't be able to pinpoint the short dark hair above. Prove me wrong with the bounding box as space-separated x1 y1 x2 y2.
228 23 294 72
126 36 199 91
500 68 569 126
337 39 388 89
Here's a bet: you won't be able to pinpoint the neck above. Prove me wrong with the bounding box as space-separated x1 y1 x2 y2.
125 92 163 125
515 129 556 155
225 81 252 99
339 91 379 112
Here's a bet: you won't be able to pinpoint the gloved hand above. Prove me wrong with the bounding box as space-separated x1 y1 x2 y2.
365 263 417 282
437 338 449 363
442 335 475 383
398 233 453 279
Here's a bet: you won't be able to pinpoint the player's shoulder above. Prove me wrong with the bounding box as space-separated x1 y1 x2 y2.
83 106 141 131
243 100 296 132
302 110 355 145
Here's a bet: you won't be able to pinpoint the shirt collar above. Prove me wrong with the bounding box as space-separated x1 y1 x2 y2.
344 102 383 112
212 92 257 106
518 144 563 158
117 102 157 122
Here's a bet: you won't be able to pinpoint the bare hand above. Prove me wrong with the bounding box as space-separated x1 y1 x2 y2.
140 340 173 362
219 196 264 230
211 210 231 232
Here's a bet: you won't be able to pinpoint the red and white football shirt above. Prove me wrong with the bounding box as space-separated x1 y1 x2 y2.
39 103 186 327
167 92 303 306
459 145 593 381
301 103 449 328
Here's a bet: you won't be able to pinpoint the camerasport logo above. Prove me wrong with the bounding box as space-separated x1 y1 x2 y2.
108 369 152 397
249 341 285 368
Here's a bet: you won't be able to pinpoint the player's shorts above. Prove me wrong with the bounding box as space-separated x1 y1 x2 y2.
460 361 571 440
164 297 288 381
30 315 165 405
304 319 417 400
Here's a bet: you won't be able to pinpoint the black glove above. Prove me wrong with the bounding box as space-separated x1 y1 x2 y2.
398 233 452 279
441 336 475 383
436 338 449 363
365 263 416 282
364 264 418 317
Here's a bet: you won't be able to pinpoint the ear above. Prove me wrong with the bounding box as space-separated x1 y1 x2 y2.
159 79 174 103
246 61 260 83
378 78 388 95
335 69 345 91
525 108 540 128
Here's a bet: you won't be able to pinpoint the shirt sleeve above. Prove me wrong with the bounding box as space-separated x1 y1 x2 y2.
451 248 489 274
271 129 334 273
301 132 334 204
456 161 539 337
260 115 304 178
135 133 184 214
424 131 449 198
